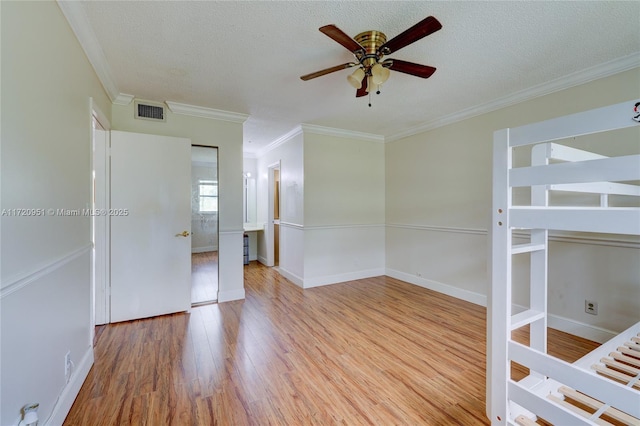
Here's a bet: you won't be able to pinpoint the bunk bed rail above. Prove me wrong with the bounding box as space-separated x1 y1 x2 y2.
508 101 639 148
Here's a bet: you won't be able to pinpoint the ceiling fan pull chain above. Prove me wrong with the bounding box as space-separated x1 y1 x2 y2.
368 91 372 107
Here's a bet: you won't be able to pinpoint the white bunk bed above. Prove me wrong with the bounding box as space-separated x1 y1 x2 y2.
488 100 640 426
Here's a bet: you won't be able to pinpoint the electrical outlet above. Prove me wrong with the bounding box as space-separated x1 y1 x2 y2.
65 351 72 381
585 300 598 315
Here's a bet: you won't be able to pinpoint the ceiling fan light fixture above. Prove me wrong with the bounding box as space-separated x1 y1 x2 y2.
365 76 374 94
347 67 365 89
301 16 442 102
371 63 390 85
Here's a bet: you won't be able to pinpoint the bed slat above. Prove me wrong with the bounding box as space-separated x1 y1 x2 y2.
547 394 613 426
515 415 538 426
556 386 640 426
592 365 640 389
509 380 595 425
612 353 640 369
601 357 640 376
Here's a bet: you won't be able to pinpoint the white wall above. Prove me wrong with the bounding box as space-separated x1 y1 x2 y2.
256 132 305 280
302 132 386 287
111 103 245 303
1 1 112 424
255 129 386 288
386 68 640 341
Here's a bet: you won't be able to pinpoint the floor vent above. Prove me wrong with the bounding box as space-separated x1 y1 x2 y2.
134 100 166 122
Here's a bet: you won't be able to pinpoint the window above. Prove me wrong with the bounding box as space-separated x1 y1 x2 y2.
198 180 218 213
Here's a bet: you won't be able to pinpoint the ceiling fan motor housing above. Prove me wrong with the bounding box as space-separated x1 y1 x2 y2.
354 30 387 69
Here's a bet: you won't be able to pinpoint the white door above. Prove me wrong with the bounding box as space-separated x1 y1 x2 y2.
110 130 192 322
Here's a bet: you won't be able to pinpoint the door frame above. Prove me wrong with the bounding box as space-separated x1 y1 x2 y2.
190 144 220 305
267 161 280 267
90 98 110 338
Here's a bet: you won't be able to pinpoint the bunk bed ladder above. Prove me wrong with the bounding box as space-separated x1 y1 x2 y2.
490 127 514 425
525 143 550 378
489 100 640 426
491 133 551 426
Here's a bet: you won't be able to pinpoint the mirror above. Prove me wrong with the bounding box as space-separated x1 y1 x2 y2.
191 146 218 306
244 176 256 224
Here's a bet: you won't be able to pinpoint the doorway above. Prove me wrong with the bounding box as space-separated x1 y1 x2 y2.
190 146 219 306
268 162 281 267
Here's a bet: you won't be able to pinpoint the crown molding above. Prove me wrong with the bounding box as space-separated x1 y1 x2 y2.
165 101 249 123
57 0 120 102
257 126 303 157
386 53 640 143
256 123 385 158
113 93 134 106
301 124 385 142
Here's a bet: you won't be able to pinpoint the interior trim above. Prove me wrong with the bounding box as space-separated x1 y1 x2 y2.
304 223 385 230
113 93 134 105
386 53 640 142
386 268 487 306
278 223 386 231
512 304 617 343
56 0 120 102
257 126 303 157
165 101 249 123
387 223 487 235
301 123 384 142
219 229 245 235
387 223 640 248
0 243 92 299
44 347 94 426
304 268 386 289
278 222 304 230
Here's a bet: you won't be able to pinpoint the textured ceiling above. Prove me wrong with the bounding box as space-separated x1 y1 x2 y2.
74 1 639 154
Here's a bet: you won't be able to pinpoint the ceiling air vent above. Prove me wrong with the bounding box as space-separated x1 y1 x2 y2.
134 100 166 122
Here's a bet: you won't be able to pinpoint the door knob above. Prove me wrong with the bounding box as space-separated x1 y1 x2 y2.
175 231 190 237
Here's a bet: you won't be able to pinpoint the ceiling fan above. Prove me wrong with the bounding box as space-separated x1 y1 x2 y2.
300 16 442 102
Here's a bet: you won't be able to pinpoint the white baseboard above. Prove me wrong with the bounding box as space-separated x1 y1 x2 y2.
191 246 217 254
45 346 94 426
547 314 616 343
303 268 386 289
278 267 303 287
386 268 487 307
257 255 269 266
217 288 245 303
511 303 617 343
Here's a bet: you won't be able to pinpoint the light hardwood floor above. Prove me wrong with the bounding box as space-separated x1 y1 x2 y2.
191 251 218 305
65 262 598 425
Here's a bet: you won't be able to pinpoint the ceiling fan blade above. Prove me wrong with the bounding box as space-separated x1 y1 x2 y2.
387 59 436 78
356 77 368 97
379 16 442 55
319 24 365 53
300 63 356 81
